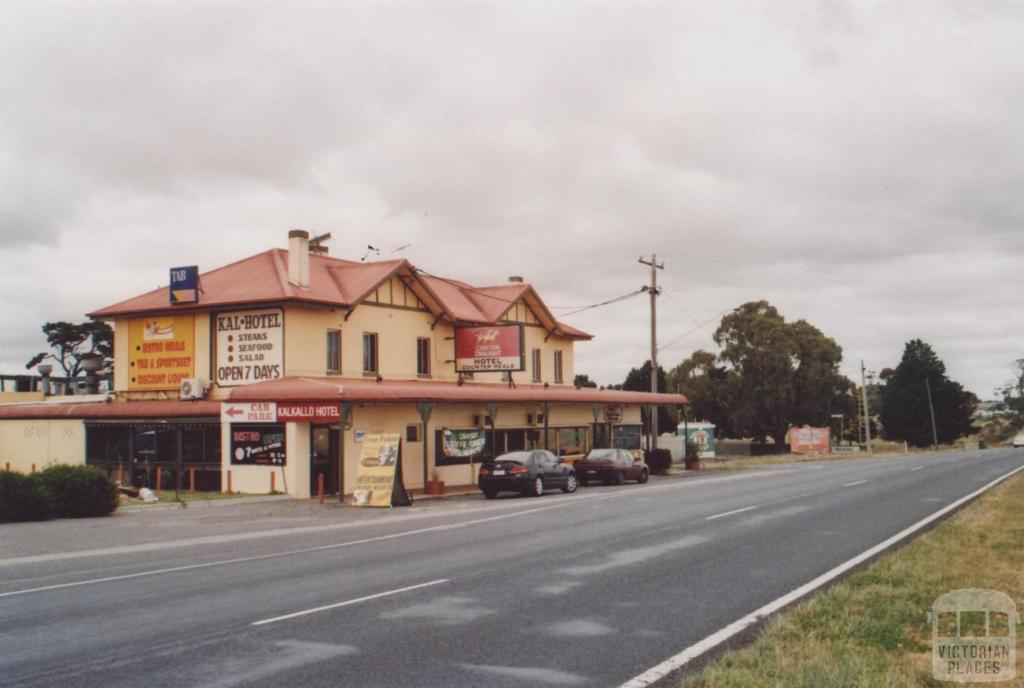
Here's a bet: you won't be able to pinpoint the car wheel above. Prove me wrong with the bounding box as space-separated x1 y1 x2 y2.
562 473 578 493
482 488 498 499
524 476 544 497
614 471 625 486
637 468 649 484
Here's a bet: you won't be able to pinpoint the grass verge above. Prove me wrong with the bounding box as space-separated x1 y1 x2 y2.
133 490 271 505
681 471 1024 687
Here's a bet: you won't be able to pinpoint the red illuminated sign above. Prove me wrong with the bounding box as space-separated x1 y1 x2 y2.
454 325 524 372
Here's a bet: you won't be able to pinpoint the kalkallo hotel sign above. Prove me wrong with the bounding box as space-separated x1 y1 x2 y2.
454 324 524 372
216 308 284 386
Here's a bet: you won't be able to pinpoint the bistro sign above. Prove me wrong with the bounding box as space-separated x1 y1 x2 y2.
454 324 524 373
215 308 284 387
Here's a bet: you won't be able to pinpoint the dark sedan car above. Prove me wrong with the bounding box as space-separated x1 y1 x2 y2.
574 448 648 486
478 450 578 499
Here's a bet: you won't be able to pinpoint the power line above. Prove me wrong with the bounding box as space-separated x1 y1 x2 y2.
658 308 733 353
412 266 647 318
556 288 648 317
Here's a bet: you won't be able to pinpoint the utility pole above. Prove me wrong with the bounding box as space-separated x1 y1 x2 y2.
860 360 872 453
639 254 664 451
925 377 939 447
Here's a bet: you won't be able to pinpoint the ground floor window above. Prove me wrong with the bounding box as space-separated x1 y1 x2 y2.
85 420 221 490
435 425 591 465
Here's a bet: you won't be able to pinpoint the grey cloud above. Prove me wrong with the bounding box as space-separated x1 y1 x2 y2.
1 1 1021 396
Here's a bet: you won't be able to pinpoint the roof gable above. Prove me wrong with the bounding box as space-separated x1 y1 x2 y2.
87 243 592 339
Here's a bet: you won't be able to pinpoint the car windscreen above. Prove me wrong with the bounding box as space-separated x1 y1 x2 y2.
494 452 533 464
586 449 617 460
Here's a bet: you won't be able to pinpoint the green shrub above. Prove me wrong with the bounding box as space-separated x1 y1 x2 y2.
0 471 53 523
644 448 673 474
37 465 118 518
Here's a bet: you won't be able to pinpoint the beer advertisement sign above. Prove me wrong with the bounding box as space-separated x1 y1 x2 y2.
454 324 524 372
215 308 284 387
127 315 195 390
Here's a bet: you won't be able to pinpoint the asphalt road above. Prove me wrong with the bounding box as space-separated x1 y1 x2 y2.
1 448 1021 688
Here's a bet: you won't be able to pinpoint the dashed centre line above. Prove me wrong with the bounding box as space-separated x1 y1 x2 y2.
251 579 449 626
706 505 760 521
843 480 868 487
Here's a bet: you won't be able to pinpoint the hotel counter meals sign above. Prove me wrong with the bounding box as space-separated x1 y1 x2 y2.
454 324 524 372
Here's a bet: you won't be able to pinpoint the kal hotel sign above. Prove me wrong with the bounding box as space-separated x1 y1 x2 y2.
454 324 524 373
215 308 284 386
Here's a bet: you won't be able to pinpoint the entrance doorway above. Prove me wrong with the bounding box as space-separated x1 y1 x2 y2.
310 426 340 495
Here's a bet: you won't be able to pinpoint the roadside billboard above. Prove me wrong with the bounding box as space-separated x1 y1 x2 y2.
215 308 284 387
789 426 830 453
454 324 524 373
127 315 195 390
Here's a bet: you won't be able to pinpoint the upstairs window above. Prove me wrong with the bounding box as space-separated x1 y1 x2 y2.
417 337 431 376
531 348 541 382
553 350 563 383
362 332 378 374
326 330 341 374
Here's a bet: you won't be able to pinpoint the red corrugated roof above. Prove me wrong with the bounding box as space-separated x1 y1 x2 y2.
87 245 592 340
229 376 685 405
0 400 220 420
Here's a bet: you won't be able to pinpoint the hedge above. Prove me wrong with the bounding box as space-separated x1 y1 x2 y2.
37 465 119 518
644 448 673 475
0 465 118 522
0 471 53 523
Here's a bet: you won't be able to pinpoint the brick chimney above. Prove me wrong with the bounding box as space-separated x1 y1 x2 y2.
508 275 524 283
288 229 310 288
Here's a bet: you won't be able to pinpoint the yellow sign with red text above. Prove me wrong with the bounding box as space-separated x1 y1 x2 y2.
127 315 195 390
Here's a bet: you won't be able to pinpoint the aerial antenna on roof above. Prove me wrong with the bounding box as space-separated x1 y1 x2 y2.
361 245 380 262
390 243 411 254
309 232 332 256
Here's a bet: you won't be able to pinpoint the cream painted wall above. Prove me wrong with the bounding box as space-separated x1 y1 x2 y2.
0 419 85 473
286 301 577 385
106 284 579 401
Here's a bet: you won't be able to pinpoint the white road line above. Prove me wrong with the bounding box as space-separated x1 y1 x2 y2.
0 469 777 569
0 503 569 599
705 505 759 521
617 463 1024 688
251 579 448 626
843 480 868 487
0 471 780 598
910 466 925 472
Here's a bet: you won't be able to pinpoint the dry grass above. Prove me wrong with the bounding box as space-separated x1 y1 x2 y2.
681 472 1024 687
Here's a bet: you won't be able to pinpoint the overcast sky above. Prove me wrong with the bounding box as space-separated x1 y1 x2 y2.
1 1 1021 398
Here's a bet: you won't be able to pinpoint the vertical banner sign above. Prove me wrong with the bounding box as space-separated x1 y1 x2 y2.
128 315 195 390
454 324 524 372
169 266 199 304
230 424 286 465
352 433 410 507
215 308 284 386
789 427 830 453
